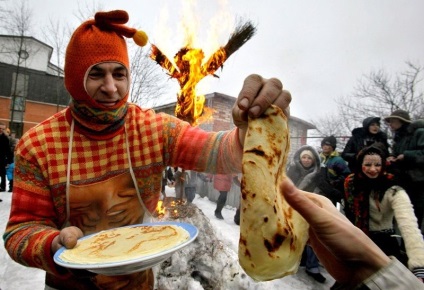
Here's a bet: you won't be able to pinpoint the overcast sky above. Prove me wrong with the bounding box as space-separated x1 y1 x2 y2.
24 0 424 121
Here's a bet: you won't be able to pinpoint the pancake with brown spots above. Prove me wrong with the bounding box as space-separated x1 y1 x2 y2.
239 105 309 281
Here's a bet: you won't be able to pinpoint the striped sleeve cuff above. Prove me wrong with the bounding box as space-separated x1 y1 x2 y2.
412 268 424 278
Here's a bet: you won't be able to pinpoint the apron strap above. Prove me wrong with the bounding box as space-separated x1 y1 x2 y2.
124 124 153 222
64 120 153 228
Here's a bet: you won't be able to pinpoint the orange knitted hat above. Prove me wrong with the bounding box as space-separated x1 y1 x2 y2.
64 10 148 108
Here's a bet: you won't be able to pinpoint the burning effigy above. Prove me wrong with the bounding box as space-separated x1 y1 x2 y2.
150 20 256 125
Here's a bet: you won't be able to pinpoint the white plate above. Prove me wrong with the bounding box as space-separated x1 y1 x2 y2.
53 221 198 275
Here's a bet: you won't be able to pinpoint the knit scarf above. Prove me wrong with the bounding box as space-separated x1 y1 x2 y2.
68 100 128 140
344 172 395 235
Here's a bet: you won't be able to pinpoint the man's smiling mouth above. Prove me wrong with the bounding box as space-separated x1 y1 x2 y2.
97 101 119 107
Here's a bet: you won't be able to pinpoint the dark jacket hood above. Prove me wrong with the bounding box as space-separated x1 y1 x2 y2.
362 116 381 130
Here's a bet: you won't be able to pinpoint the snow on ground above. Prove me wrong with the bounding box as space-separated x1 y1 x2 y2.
185 187 336 290
0 186 335 290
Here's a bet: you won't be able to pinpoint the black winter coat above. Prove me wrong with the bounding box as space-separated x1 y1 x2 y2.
0 133 13 166
342 127 389 172
389 120 424 185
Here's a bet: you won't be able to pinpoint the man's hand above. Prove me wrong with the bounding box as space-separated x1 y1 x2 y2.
281 179 390 287
51 226 84 254
232 74 291 145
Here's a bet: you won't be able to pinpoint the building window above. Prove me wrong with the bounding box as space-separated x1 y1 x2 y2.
11 72 29 99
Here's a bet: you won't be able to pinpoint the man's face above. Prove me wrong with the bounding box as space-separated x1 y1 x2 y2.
386 118 403 131
321 144 333 155
85 62 129 107
0 124 5 135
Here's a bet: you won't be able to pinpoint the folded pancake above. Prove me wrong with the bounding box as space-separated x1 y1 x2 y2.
60 225 190 264
239 105 309 281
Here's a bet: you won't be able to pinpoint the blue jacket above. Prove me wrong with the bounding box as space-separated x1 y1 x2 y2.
6 162 14 180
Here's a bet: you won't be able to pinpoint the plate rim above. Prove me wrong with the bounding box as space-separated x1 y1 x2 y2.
53 221 198 270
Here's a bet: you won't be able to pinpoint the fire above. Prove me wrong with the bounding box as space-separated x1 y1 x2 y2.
156 200 166 216
154 197 192 219
150 13 256 125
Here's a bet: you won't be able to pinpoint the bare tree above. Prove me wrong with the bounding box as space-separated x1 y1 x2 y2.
311 61 424 149
0 0 8 31
41 17 73 112
129 45 172 107
72 1 103 22
2 0 32 35
337 61 424 122
42 18 72 69
307 114 352 149
1 0 36 134
1 0 35 67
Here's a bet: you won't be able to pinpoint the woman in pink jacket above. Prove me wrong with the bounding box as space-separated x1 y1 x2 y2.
212 174 238 219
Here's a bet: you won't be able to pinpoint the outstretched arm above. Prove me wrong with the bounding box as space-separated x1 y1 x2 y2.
281 179 390 287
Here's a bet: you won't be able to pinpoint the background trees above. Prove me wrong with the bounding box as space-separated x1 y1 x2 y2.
310 61 424 149
2 0 423 149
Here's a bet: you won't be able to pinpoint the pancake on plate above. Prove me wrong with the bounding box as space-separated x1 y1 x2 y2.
59 224 190 264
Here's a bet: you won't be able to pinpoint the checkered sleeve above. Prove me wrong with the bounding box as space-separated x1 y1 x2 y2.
3 136 71 277
163 114 243 173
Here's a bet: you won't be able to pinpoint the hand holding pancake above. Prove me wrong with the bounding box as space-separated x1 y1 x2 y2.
281 179 391 287
232 74 291 145
51 226 84 254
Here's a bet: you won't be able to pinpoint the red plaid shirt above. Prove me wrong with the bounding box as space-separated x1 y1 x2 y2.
4 103 242 278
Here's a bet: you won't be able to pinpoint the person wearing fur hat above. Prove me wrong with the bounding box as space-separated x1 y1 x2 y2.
2 10 292 289
343 143 424 282
315 135 350 205
287 146 327 283
342 116 389 172
384 109 424 230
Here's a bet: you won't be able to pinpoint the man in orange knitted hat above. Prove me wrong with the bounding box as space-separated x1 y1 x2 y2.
3 10 292 289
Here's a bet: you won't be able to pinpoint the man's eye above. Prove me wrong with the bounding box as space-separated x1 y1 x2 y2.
114 72 127 79
88 72 103 78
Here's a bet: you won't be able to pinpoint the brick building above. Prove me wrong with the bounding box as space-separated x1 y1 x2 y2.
0 35 69 137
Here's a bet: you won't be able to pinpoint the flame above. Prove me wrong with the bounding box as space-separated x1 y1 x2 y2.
155 200 166 216
150 1 256 126
151 44 226 125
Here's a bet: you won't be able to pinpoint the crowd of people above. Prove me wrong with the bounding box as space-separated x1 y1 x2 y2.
284 109 424 287
1 8 423 290
158 108 424 288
